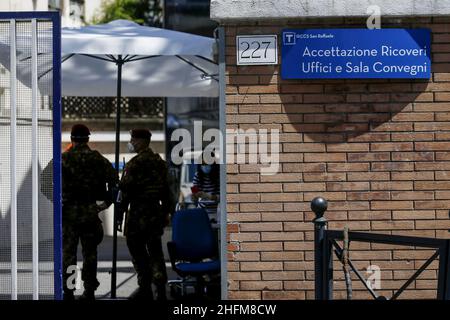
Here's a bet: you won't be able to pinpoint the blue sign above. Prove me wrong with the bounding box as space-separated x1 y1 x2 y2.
281 29 431 79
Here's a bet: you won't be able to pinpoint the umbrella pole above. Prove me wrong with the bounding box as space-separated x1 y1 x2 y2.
112 55 123 299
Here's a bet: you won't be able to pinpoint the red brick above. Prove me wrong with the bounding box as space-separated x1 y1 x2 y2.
416 141 450 151
239 222 282 232
347 172 389 181
260 212 303 222
303 133 345 143
261 252 303 261
371 181 413 191
371 220 415 230
370 201 414 210
327 163 370 172
240 203 283 212
303 94 345 103
326 182 369 191
261 232 304 241
304 153 346 162
262 291 306 300
261 193 303 202
262 271 305 281
304 114 345 123
282 143 325 152
391 191 434 200
391 132 434 141
415 181 450 190
391 172 434 180
240 281 283 290
281 84 323 93
371 142 413 152
348 211 392 220
228 272 261 281
396 152 435 161
347 152 390 162
230 233 261 242
240 261 283 271
391 113 434 122
240 242 283 251
347 192 390 201
228 291 261 299
303 172 346 182
238 85 279 94
283 182 326 192
327 143 369 152
372 162 414 171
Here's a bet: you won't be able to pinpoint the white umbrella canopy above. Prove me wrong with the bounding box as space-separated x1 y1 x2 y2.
63 19 214 56
62 53 217 97
61 19 218 97
0 19 218 97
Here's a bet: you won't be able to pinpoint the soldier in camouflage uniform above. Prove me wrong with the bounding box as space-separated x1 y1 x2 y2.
119 129 171 300
62 124 118 300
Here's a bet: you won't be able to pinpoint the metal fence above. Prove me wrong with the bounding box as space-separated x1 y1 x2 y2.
311 197 450 300
0 12 61 300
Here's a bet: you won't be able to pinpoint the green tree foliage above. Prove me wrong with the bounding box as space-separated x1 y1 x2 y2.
93 0 163 26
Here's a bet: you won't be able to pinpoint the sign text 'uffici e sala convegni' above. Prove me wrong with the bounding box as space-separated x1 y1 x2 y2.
281 29 431 79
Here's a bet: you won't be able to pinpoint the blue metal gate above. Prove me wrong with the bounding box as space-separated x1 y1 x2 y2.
0 11 61 300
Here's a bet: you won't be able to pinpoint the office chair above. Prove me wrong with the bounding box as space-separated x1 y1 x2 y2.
167 208 220 298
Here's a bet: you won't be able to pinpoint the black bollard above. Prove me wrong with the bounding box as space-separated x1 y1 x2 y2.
311 197 328 300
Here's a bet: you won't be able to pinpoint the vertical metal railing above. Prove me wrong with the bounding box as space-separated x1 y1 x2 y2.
9 18 18 301
437 241 450 299
31 18 40 300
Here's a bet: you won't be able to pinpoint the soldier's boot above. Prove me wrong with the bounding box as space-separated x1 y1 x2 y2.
155 284 167 301
129 286 154 300
77 289 96 301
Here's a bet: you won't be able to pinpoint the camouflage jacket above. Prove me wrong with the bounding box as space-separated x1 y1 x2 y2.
120 147 170 215
62 144 118 206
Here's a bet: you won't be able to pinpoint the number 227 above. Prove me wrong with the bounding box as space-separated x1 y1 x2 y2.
240 41 271 59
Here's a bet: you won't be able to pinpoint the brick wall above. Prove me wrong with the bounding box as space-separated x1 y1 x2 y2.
225 16 450 300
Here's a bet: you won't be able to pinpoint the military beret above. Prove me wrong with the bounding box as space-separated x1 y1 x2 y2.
130 129 152 140
71 124 90 138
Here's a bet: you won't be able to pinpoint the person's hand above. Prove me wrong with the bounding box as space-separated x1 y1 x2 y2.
195 191 208 199
164 214 171 227
96 201 109 213
200 192 215 200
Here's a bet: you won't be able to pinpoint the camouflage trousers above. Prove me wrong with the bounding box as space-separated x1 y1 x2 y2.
63 204 104 293
125 205 167 289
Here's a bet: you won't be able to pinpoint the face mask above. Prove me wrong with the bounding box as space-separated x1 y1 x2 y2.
127 142 135 153
201 165 212 175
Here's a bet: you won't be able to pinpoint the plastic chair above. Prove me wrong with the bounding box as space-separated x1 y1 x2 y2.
167 208 220 297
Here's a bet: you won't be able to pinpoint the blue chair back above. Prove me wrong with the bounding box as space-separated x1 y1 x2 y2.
172 208 216 261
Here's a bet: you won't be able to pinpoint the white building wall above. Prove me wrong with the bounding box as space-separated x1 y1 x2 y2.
211 0 450 21
0 0 48 11
84 0 103 24
0 0 105 27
